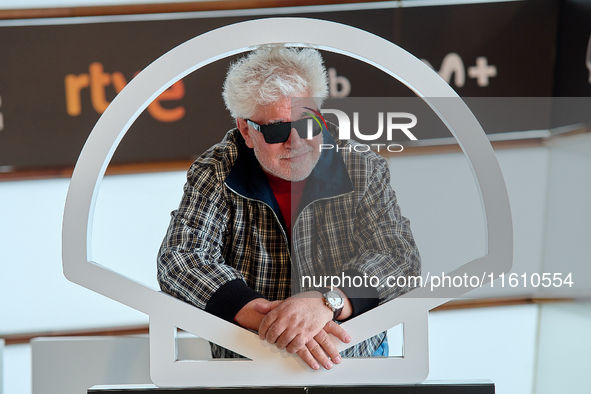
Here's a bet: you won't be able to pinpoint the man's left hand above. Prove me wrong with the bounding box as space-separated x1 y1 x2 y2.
256 291 334 354
295 321 351 370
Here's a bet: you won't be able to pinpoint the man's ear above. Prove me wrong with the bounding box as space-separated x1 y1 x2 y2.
236 118 254 149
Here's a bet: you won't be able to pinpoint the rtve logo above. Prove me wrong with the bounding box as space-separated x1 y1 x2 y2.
65 62 185 122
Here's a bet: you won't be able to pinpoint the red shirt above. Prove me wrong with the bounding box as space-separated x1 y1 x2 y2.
264 172 307 240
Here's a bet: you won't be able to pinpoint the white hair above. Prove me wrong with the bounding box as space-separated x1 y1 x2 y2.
222 45 329 119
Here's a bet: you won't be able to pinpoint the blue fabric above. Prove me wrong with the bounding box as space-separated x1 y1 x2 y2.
371 336 389 357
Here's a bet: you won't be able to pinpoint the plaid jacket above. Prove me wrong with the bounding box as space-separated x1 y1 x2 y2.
157 125 421 358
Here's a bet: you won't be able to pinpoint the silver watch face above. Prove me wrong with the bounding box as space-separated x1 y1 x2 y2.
325 290 344 310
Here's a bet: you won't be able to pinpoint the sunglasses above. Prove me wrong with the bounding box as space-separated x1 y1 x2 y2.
246 117 324 144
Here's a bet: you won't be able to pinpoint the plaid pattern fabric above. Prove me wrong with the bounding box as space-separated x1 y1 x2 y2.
158 125 421 358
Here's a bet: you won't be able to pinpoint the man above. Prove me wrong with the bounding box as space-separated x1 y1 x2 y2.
157 45 421 371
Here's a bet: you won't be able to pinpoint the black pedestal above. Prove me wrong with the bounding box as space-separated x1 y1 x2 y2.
89 381 494 393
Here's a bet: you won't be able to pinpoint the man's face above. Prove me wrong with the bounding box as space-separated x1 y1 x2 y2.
237 96 323 182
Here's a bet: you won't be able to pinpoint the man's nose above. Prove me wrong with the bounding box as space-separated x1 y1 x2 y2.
284 127 305 149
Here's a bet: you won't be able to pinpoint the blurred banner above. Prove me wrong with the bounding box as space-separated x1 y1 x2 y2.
553 0 591 96
2 0 588 171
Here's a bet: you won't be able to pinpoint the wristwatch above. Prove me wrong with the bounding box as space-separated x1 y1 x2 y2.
323 290 344 320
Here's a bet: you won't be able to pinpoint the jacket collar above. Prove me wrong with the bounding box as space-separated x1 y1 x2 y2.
225 129 354 211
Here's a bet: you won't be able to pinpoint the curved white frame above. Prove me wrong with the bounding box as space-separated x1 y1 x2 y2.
62 18 512 387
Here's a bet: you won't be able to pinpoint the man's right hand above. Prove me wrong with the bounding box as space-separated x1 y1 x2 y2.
252 300 352 370
234 298 271 331
295 320 351 370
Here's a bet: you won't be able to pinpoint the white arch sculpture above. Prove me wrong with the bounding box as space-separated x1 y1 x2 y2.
62 18 512 387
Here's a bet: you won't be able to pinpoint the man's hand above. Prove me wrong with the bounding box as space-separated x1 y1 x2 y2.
257 291 351 356
235 292 352 370
296 321 351 370
257 291 331 354
234 298 273 331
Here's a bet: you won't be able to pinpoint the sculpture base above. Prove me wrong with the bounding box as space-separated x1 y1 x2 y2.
89 381 494 393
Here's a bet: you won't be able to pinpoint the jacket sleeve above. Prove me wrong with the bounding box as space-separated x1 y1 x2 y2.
341 155 422 316
157 161 265 323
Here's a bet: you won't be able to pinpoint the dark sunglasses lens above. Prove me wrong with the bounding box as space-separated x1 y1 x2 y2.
293 118 323 139
260 119 324 144
261 123 292 144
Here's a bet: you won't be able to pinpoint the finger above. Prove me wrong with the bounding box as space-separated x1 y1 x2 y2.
265 322 287 345
305 338 333 370
257 313 276 340
254 301 271 314
254 300 281 314
314 329 341 365
324 320 351 344
259 313 287 344
284 333 309 354
255 301 282 329
296 347 320 371
275 330 300 351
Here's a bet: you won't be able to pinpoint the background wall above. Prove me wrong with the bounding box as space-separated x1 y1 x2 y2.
1 0 591 393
